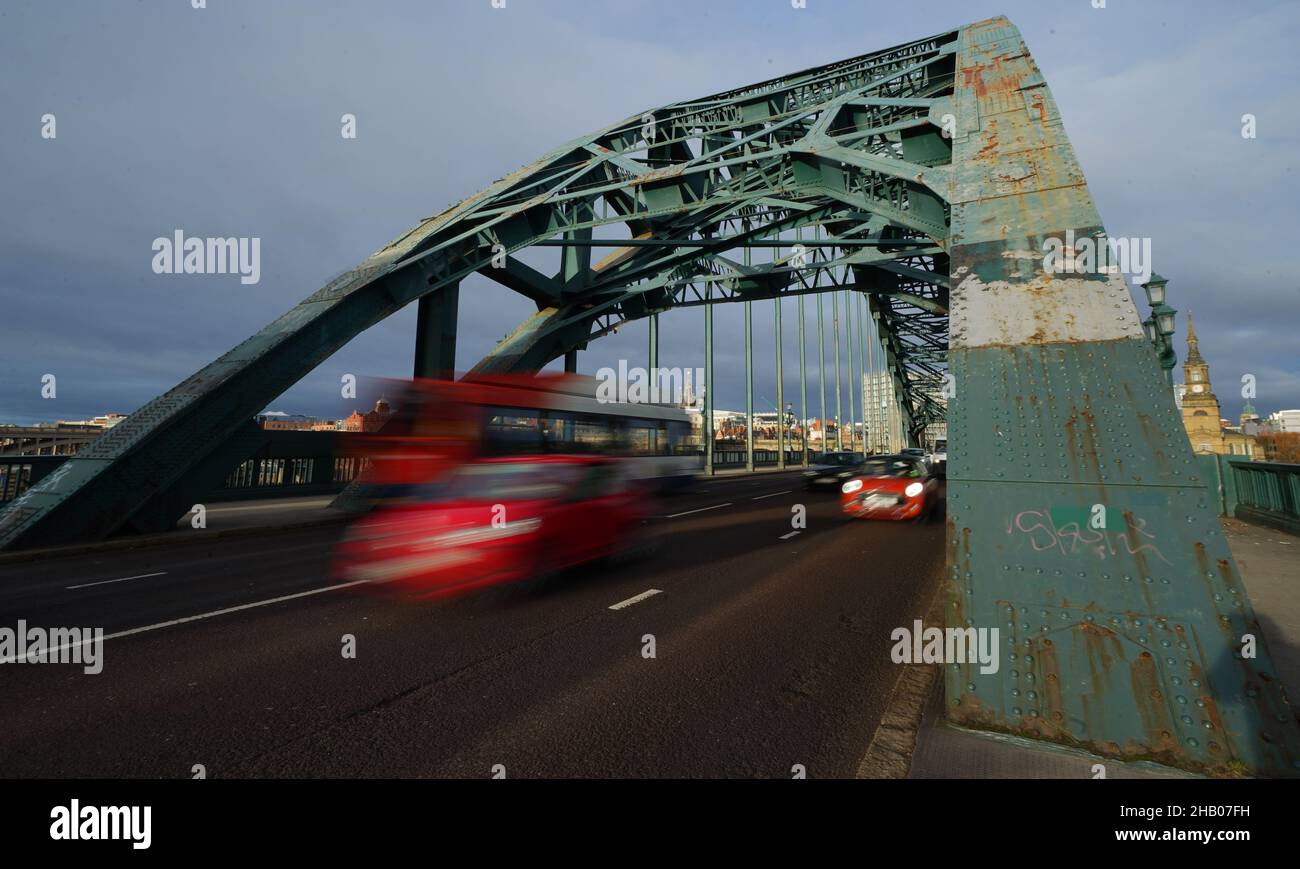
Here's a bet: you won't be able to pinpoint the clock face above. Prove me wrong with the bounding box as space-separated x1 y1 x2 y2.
1192 385 1204 393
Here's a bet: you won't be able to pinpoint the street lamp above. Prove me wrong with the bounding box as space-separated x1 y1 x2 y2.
1142 274 1168 307
1140 274 1178 386
1153 303 1177 338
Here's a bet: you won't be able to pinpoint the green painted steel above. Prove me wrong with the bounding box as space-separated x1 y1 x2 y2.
944 18 1299 776
745 299 754 473
0 21 953 550
798 292 808 467
704 287 715 476
817 294 827 453
775 297 785 469
648 313 658 373
1231 460 1300 536
413 283 458 379
856 293 868 453
833 291 843 451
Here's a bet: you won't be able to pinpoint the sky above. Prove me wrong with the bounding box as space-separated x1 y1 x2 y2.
1 0 1297 426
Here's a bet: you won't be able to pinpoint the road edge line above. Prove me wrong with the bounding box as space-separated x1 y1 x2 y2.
854 567 947 779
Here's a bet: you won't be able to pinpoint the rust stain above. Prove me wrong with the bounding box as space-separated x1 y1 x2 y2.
1130 651 1179 756
1029 91 1047 124
1039 637 1065 725
974 119 1000 161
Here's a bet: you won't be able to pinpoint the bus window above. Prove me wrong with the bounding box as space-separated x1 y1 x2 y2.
625 423 656 456
484 407 542 454
667 420 696 455
540 411 574 450
573 415 615 452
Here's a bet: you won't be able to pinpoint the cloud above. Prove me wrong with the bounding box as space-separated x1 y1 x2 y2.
0 0 1295 427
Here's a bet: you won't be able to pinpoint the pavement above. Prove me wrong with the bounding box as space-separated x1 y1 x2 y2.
898 517 1300 779
0 469 947 778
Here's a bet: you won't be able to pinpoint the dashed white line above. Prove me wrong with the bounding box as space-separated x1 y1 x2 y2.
66 571 168 590
664 502 732 518
779 531 802 540
608 588 663 610
751 489 794 501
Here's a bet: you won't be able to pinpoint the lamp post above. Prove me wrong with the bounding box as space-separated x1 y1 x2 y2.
1140 274 1178 386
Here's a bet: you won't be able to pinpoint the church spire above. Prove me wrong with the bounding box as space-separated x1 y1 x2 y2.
1185 310 1205 364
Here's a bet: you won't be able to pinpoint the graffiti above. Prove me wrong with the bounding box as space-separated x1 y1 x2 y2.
1007 508 1172 565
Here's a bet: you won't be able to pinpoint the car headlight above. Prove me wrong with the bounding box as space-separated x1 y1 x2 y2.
842 479 863 495
904 482 923 498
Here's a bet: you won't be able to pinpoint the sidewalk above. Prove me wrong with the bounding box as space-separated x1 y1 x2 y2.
886 517 1299 779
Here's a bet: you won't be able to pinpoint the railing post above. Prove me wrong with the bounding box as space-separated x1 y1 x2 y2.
817 292 826 460
833 289 842 451
799 290 808 467
704 286 714 477
775 296 785 470
745 298 754 473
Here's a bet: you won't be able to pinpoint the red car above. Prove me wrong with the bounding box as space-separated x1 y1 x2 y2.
332 455 650 597
839 455 939 522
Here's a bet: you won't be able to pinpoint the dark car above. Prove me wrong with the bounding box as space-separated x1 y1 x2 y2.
802 451 866 490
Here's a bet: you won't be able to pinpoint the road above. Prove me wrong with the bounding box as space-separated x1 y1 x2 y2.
0 471 945 778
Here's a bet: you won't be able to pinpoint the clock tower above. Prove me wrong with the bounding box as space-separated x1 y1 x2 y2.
1179 312 1225 453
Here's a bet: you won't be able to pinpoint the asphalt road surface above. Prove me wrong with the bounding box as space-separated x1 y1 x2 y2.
0 471 945 778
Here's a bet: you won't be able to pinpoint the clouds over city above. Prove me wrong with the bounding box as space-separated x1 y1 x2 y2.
1 0 1296 424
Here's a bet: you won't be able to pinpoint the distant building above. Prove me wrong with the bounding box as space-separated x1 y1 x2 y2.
55 412 126 429
259 412 326 431
863 371 904 452
1268 409 1300 434
1177 314 1256 458
343 399 393 433
1238 403 1268 437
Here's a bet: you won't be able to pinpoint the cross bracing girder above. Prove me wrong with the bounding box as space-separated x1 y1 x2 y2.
0 21 954 556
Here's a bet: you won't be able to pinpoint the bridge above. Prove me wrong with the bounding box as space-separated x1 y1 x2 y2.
2 16 1298 779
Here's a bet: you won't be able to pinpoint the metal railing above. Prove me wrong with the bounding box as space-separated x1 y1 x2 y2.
0 431 359 505
1230 459 1300 536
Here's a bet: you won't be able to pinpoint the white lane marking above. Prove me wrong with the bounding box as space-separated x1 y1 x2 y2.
664 502 732 519
31 580 372 660
66 571 168 590
608 588 663 610
780 531 801 540
751 489 794 501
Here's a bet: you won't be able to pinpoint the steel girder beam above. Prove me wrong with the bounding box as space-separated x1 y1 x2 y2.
943 18 1298 776
0 23 958 550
